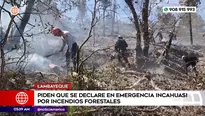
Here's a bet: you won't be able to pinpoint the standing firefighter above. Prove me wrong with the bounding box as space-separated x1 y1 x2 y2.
168 31 176 40
51 27 78 71
148 28 155 44
156 29 163 42
115 35 130 67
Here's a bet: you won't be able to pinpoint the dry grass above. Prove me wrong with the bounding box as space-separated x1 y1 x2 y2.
1 46 205 116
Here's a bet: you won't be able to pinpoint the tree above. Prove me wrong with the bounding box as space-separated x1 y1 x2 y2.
179 0 201 45
76 0 99 74
0 0 5 43
5 0 36 50
77 0 87 22
125 0 150 57
100 0 111 36
125 0 142 56
142 0 150 57
186 0 201 45
111 0 116 36
125 0 144 69
0 13 15 86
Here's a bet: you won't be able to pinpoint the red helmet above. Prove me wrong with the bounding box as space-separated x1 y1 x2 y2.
51 27 61 36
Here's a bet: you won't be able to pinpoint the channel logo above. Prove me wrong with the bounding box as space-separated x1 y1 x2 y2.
15 92 29 105
10 6 19 15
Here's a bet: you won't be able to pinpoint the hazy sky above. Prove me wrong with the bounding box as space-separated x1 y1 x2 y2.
65 0 205 22
0 0 205 26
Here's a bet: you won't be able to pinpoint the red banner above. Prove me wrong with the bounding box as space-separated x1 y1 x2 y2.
0 90 34 106
34 83 72 90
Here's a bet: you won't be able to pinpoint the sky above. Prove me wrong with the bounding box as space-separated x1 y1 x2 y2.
1 0 205 26
64 0 205 23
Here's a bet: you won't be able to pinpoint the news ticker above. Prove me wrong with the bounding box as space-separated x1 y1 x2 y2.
1 90 205 106
163 6 196 13
0 106 68 112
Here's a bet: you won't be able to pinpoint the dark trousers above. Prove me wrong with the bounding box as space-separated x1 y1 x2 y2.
65 43 78 70
117 50 130 67
185 62 198 76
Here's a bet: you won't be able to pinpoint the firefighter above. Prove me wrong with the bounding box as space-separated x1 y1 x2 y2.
182 55 199 76
149 28 155 44
115 35 130 67
51 27 78 71
156 29 163 42
168 31 176 40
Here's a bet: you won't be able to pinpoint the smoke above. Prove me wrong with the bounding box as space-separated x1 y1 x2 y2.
0 0 111 74
24 53 51 73
5 49 53 73
77 0 87 21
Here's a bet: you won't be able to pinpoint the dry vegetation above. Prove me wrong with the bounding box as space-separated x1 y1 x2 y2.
1 42 205 116
1 0 205 116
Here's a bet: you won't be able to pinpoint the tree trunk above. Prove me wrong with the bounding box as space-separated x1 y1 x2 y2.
6 0 35 49
124 0 142 56
125 0 143 69
185 0 194 45
93 21 96 46
103 8 106 36
189 13 193 45
0 1 5 43
0 16 15 89
142 0 150 57
111 0 116 36
116 16 119 34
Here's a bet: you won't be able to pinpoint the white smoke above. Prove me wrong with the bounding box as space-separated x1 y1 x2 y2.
5 50 51 73
25 53 51 72
0 0 97 74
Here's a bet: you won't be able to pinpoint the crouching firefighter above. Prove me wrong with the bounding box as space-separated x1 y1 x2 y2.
182 55 199 76
51 27 79 71
115 35 130 67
